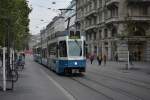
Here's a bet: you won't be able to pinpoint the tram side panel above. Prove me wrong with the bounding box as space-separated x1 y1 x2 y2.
59 59 86 73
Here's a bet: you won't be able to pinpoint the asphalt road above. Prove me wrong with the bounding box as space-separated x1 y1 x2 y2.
1 56 150 100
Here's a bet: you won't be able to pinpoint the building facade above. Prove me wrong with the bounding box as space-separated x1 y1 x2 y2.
29 34 41 49
46 16 65 40
62 0 76 30
76 0 150 61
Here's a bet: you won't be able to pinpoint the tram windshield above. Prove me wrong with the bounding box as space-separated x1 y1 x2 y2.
68 41 82 57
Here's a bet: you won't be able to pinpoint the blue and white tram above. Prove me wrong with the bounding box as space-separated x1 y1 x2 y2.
47 30 86 74
41 45 48 66
33 43 42 63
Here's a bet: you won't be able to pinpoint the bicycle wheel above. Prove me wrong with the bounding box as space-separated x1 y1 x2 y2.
7 69 19 83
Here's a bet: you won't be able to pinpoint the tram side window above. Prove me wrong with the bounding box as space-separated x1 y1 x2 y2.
37 48 41 55
59 41 67 57
48 43 58 58
42 49 46 58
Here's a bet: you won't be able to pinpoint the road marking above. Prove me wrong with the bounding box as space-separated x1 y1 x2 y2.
40 69 76 100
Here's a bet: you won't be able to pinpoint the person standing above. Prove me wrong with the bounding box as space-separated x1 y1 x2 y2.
129 53 133 65
97 54 102 66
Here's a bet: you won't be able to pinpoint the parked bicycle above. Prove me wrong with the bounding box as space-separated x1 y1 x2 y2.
6 59 19 83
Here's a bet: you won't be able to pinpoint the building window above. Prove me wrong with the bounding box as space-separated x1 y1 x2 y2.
104 42 108 45
94 17 97 25
89 3 92 11
104 29 108 38
110 7 118 17
111 27 117 37
99 12 102 23
94 0 97 9
99 0 102 8
99 30 102 39
142 6 148 15
104 9 108 20
86 34 88 41
94 33 96 40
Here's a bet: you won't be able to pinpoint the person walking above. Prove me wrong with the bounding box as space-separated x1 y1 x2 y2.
97 54 102 66
115 52 118 62
103 54 107 65
90 54 94 64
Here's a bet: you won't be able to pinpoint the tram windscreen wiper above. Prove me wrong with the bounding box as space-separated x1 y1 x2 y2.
75 40 82 56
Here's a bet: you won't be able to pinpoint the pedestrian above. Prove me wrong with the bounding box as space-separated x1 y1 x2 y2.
103 54 107 65
90 54 94 64
129 53 133 65
115 52 118 62
22 53 25 59
97 54 102 66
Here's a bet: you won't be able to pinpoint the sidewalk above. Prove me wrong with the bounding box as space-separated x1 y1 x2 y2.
87 59 150 73
0 56 69 100
86 59 150 83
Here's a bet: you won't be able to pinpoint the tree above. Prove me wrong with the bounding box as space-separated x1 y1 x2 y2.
0 0 31 50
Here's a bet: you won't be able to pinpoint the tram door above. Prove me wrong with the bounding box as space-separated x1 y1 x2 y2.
128 42 144 61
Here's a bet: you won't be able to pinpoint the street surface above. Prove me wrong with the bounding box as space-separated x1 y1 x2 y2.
0 55 150 100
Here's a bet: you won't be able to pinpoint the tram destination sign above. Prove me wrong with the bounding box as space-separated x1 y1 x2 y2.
69 31 81 39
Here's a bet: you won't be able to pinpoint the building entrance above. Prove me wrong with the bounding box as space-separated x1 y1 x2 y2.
128 41 145 61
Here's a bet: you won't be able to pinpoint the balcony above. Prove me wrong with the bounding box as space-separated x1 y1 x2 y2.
84 9 97 18
105 17 119 24
106 0 119 8
127 0 150 5
128 0 150 2
127 16 150 21
85 24 98 31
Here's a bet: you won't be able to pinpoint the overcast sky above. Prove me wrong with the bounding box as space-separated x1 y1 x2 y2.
28 0 71 35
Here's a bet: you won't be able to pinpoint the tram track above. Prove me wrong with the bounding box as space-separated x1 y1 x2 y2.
38 61 149 100
70 77 114 100
81 76 143 100
101 69 150 86
88 70 150 90
69 74 144 100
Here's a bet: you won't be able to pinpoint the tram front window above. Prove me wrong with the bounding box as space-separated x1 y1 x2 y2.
68 41 82 57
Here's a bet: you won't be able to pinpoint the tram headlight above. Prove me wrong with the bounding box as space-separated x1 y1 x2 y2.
74 62 78 65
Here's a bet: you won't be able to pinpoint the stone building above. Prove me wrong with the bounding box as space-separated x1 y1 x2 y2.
62 0 76 30
40 16 65 59
76 0 150 61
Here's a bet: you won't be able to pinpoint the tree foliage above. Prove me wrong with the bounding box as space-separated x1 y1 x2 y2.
0 0 31 50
